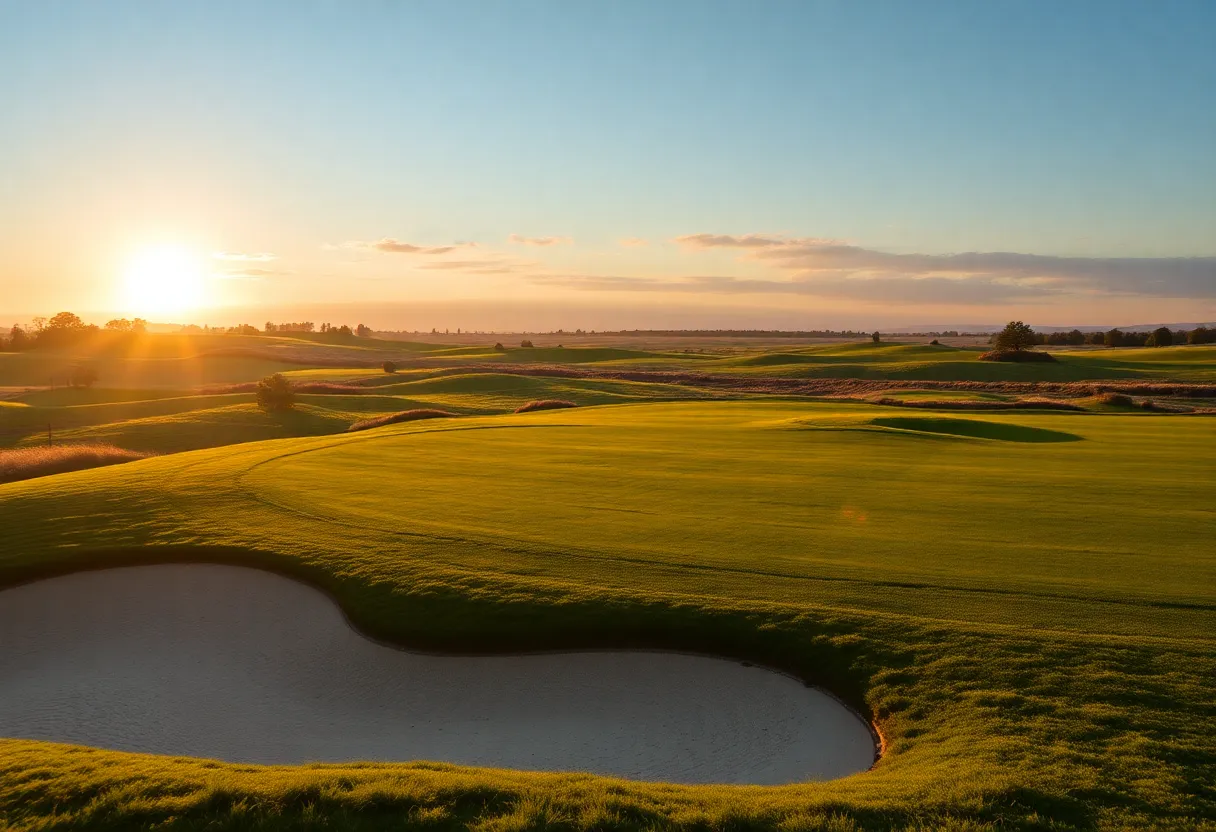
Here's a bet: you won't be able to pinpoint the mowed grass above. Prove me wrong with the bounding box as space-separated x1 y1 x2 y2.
0 401 1212 830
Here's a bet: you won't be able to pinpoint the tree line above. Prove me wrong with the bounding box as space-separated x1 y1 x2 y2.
992 323 1213 349
0 312 150 351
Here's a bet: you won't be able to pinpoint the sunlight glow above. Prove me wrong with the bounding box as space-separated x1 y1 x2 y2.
121 245 208 316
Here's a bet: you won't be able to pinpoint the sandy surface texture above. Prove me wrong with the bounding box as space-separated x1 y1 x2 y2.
0 564 875 784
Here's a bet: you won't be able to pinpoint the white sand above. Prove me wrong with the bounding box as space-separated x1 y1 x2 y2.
0 564 875 784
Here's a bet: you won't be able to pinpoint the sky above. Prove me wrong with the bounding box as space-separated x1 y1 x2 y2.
2 0 1214 330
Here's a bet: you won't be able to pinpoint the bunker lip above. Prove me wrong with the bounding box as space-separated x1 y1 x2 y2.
0 553 884 780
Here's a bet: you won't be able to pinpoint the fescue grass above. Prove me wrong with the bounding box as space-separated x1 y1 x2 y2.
514 399 578 413
0 401 1212 830
0 443 150 484
348 409 458 432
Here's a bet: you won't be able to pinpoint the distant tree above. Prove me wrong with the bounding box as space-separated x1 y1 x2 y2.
520 339 534 348
929 338 940 345
493 342 506 352
131 318 148 334
255 373 295 411
105 318 132 332
1104 328 1124 347
69 365 98 388
1146 326 1173 347
265 321 278 333
1188 326 1211 345
356 323 372 337
994 321 1037 352
871 331 881 343
383 360 397 373
8 325 29 351
1067 329 1086 345
47 311 85 330
1087 331 1105 346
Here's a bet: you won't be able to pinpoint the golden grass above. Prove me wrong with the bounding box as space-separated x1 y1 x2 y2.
0 443 151 484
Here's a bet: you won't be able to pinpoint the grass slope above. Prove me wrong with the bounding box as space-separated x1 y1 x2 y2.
0 401 1212 830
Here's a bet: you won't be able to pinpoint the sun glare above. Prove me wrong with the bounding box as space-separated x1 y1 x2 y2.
121 245 208 317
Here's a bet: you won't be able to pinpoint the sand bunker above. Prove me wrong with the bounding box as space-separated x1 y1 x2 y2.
0 564 875 784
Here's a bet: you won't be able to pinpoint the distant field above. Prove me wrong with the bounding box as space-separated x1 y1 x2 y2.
0 401 1212 830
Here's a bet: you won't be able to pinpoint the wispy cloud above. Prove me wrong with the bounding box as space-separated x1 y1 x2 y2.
672 232 1216 300
213 266 288 280
508 234 572 247
347 238 476 254
618 237 649 247
673 233 842 249
213 252 276 262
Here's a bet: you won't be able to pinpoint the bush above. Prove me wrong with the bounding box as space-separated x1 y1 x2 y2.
514 399 578 413
929 339 940 345
0 444 151 485
69 365 98 388
255 373 295 411
347 409 457 432
978 349 1057 363
383 361 397 373
520 339 534 348
872 331 881 343
1098 393 1134 407
493 342 506 352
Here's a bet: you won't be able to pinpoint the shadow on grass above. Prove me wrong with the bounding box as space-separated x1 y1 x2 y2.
869 417 1084 443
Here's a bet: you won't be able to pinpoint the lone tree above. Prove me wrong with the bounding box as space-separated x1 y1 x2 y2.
256 373 295 411
1146 326 1173 347
382 360 397 373
994 321 1037 352
871 331 881 343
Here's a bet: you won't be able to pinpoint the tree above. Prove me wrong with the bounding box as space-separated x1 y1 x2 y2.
255 373 295 411
493 342 506 352
994 321 1037 352
8 325 29 351
1067 329 1086 345
131 318 148 334
383 360 397 373
1146 326 1173 348
47 311 85 330
1188 326 1211 345
871 331 881 343
1104 328 1124 347
1087 331 1105 345
265 321 278 333
69 365 99 388
356 323 372 337
105 318 132 332
520 339 534 348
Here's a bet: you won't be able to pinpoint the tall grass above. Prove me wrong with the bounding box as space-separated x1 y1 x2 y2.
515 399 578 413
347 409 458 432
0 444 150 484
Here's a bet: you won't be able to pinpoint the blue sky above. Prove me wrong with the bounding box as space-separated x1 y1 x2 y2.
2 0 1214 328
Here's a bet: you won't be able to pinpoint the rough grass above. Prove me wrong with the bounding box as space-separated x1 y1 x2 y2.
0 402 1212 830
347 409 458 432
514 399 579 413
871 396 1085 411
0 443 150 484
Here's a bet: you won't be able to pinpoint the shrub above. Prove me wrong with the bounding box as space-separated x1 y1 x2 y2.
929 339 940 345
69 365 99 388
872 331 881 343
978 349 1057 363
493 342 506 352
347 409 457 432
994 321 1037 352
520 339 534 348
514 399 578 413
0 444 151 485
1098 393 1134 407
255 373 295 411
383 360 397 373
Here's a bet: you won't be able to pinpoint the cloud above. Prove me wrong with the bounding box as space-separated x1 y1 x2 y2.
213 252 276 262
347 239 475 255
673 234 841 249
672 233 1216 300
508 234 572 247
618 237 649 248
213 267 288 280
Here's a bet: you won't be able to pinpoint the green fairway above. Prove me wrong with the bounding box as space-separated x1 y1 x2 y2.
0 401 1212 830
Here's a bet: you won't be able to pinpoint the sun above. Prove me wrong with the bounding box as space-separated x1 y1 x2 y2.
121 245 208 317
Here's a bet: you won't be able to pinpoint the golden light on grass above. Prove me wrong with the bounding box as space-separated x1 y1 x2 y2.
121 245 208 317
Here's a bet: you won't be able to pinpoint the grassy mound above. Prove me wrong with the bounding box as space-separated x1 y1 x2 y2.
347 409 458 432
514 399 578 413
978 349 1058 363
0 443 150 484
869 415 1083 442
